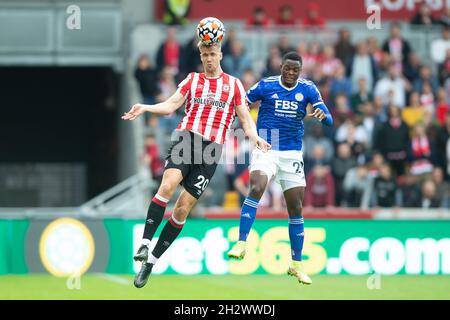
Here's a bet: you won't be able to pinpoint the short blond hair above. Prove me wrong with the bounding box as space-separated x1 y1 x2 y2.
197 41 222 50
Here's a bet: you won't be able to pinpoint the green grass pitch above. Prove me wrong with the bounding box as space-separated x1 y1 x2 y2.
0 274 449 300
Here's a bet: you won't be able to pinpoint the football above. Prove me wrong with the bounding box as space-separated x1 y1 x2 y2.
196 17 225 45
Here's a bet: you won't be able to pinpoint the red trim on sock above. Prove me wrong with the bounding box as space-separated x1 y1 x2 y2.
168 217 184 229
152 197 167 207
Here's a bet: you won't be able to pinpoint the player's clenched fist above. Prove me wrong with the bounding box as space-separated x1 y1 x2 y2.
122 103 146 120
253 136 271 152
307 108 326 121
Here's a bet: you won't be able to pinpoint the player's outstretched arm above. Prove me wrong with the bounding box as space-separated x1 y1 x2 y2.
122 91 186 120
235 105 271 152
307 103 333 126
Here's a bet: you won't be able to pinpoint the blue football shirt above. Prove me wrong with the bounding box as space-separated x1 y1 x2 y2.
247 75 327 151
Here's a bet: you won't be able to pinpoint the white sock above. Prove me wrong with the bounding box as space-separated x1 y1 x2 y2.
154 193 169 204
142 238 151 248
171 214 186 226
147 253 158 264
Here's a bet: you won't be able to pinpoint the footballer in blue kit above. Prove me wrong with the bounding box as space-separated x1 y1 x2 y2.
228 52 333 285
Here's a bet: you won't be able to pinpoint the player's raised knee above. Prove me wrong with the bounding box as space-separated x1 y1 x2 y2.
173 205 190 221
158 181 177 198
249 184 265 199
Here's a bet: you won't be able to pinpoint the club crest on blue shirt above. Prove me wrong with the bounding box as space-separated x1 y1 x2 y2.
295 93 304 101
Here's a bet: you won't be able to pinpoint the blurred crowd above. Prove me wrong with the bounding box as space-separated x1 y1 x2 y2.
135 3 450 210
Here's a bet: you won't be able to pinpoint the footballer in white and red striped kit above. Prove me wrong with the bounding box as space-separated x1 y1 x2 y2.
122 39 270 288
176 71 246 144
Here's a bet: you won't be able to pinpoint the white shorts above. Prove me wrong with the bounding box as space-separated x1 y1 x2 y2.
249 149 306 192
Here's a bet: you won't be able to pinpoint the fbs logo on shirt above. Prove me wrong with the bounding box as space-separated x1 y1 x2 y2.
274 100 299 113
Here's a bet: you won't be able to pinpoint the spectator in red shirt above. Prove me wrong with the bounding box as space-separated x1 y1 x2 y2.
302 2 326 29
299 41 323 77
156 27 181 75
304 165 335 208
276 4 296 26
246 7 271 29
143 133 164 195
409 123 433 176
436 87 450 125
321 45 341 78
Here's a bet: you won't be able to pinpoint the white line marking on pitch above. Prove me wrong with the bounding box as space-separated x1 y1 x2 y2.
95 273 132 285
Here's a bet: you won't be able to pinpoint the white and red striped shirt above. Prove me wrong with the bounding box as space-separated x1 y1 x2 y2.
176 72 246 144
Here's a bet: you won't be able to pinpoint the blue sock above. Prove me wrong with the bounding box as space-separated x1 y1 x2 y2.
238 196 259 241
288 216 305 261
